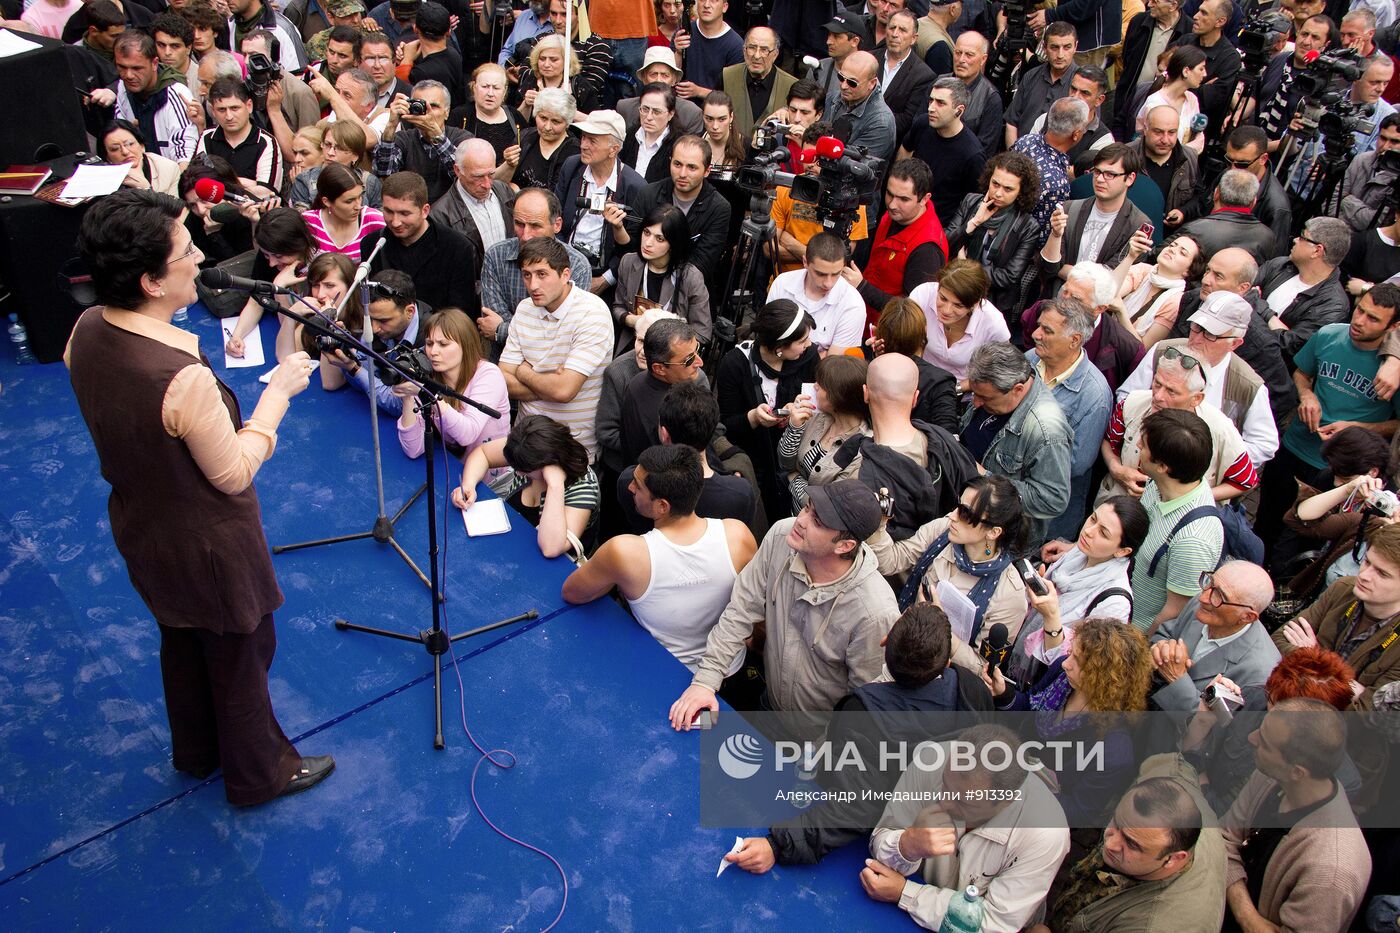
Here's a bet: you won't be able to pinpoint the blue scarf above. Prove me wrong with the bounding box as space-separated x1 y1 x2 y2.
897 531 1013 644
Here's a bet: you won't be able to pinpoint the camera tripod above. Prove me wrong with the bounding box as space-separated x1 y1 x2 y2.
707 186 782 369
250 281 537 749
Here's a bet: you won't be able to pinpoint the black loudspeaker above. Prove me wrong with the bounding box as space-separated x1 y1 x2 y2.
0 33 86 164
0 156 93 363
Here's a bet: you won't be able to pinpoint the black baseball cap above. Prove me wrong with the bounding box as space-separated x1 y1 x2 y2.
823 12 872 49
807 480 883 542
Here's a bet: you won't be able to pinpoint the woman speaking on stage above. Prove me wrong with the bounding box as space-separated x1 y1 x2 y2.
66 189 334 807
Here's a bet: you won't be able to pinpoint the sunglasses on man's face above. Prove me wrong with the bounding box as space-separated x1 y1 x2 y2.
836 72 862 88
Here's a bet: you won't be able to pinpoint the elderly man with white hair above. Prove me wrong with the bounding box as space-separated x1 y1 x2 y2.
1025 261 1146 392
1099 341 1260 505
1118 289 1280 470
431 137 515 274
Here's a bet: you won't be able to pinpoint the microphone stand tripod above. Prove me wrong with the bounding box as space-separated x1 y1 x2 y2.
269 240 433 595
256 289 539 749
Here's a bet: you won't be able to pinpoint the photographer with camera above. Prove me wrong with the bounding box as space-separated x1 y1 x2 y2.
1285 52 1396 200
239 31 323 147
1341 112 1400 230
372 80 468 202
228 0 309 72
1250 13 1333 146
391 307 511 463
556 110 643 294
322 268 426 416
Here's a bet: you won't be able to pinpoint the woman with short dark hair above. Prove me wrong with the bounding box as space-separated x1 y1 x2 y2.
68 189 333 806
101 119 182 196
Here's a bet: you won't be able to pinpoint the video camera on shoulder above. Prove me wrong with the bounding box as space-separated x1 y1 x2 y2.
244 52 279 99
735 118 799 194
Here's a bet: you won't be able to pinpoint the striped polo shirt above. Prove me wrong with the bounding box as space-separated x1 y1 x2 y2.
1130 480 1223 630
501 284 613 460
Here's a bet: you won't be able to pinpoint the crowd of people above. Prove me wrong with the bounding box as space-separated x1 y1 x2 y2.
27 0 1400 926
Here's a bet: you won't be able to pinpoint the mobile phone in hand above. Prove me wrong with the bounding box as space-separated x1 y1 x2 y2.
1138 222 1154 239
1016 558 1048 596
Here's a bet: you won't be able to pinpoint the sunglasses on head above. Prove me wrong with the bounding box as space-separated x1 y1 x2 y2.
1162 346 1202 369
371 282 410 303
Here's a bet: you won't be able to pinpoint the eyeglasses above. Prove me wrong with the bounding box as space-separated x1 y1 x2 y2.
109 138 142 151
658 351 700 368
744 44 776 54
638 105 670 117
1198 571 1255 612
1298 234 1323 248
954 503 986 526
1225 153 1262 169
836 72 862 88
1162 346 1202 368
1091 166 1128 180
171 240 199 263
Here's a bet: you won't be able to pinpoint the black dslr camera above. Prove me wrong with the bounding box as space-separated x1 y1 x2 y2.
377 343 434 387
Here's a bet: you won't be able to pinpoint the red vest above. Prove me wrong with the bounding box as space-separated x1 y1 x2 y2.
862 204 948 327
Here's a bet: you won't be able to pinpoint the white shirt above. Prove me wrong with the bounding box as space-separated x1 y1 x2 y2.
1117 350 1279 467
572 159 621 260
457 183 507 253
631 126 669 180
881 51 908 95
766 269 867 352
1266 274 1310 316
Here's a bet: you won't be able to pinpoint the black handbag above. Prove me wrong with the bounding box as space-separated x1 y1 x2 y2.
195 250 256 319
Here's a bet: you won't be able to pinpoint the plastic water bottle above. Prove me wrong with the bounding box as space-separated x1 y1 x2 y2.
938 885 983 933
172 305 189 325
7 314 35 365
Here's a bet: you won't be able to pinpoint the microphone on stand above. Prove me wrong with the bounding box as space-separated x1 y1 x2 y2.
199 267 283 292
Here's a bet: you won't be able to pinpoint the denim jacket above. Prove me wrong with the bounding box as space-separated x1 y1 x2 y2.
960 376 1072 546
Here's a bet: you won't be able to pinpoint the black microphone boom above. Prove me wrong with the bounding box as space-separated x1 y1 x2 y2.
199 267 282 294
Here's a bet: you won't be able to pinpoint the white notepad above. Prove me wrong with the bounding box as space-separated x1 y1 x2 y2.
463 498 511 537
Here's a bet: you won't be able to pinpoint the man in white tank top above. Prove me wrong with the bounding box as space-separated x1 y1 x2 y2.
562 444 757 672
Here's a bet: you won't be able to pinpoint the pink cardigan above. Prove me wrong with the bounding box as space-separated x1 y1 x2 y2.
397 361 511 464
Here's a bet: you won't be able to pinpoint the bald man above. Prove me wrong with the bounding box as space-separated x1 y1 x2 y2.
1148 560 1281 711
721 26 797 137
827 49 898 162
806 353 978 540
430 137 516 273
950 31 1004 157
1129 104 1200 224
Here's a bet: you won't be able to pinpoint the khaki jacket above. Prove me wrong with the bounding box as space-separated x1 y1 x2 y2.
691 518 899 714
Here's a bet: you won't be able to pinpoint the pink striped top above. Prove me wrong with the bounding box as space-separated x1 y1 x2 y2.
301 207 386 263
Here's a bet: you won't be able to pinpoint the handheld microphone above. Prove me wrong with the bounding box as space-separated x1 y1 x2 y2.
193 177 265 206
814 135 845 160
1303 49 1321 64
979 622 1011 670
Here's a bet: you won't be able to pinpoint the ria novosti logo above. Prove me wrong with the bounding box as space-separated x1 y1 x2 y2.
717 732 765 779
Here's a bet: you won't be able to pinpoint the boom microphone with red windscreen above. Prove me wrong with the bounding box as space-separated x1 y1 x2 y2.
193 177 264 206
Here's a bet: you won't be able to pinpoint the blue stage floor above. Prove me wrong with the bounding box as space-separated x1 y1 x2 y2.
0 308 895 930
